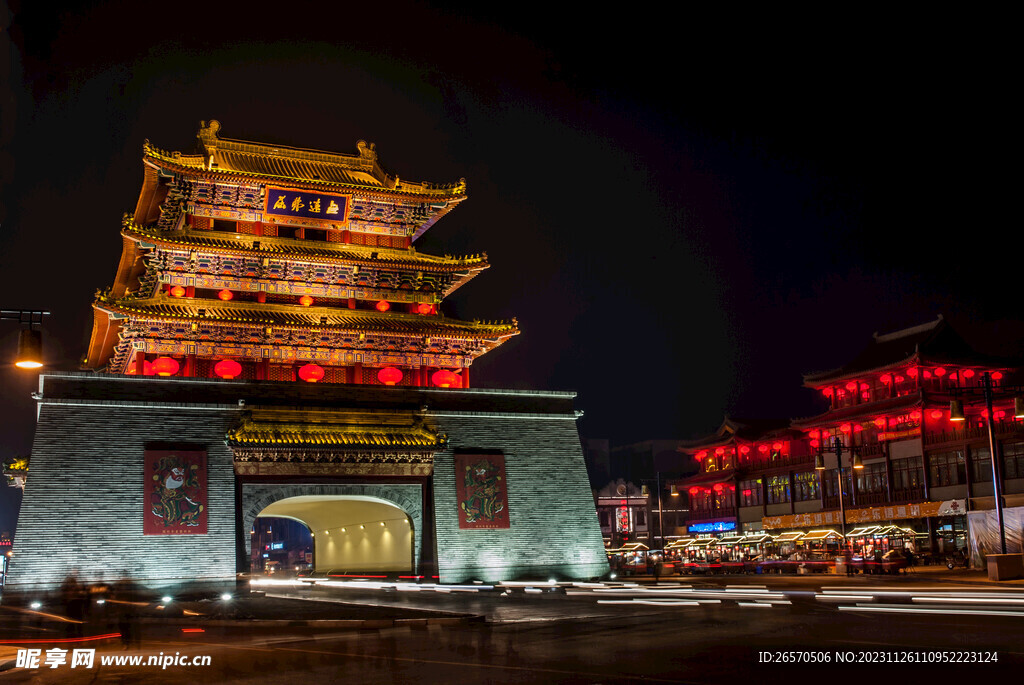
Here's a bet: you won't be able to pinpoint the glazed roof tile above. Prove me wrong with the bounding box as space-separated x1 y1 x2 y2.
142 120 466 202
95 295 519 340
226 408 445 449
123 219 488 274
803 316 1016 385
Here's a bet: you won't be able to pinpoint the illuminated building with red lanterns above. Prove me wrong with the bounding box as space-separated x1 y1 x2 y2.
7 122 608 594
677 317 1024 555
84 120 518 386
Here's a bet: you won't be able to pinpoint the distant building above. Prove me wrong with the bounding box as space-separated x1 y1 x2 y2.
675 317 1024 556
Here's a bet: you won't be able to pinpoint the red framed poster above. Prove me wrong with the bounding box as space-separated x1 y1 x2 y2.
144 450 207 535
455 453 510 529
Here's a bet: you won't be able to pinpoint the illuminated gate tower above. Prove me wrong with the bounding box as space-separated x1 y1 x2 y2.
86 119 517 386
7 122 608 593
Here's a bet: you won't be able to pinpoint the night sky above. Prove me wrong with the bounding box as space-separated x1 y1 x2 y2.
0 2 1017 527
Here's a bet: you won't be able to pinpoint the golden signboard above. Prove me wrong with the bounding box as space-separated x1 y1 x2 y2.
763 499 965 530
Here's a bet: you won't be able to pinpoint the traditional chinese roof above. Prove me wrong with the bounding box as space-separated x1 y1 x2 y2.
790 393 924 429
143 120 466 203
122 218 489 278
678 417 798 451
94 295 519 340
225 408 446 450
802 316 1015 386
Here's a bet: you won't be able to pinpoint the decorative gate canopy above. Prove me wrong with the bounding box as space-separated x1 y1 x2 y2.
227 407 445 476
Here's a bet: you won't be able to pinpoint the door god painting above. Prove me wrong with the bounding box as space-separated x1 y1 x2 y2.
455 453 510 529
144 450 208 535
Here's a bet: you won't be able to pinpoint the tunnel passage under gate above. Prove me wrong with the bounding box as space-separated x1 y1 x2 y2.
248 494 417 574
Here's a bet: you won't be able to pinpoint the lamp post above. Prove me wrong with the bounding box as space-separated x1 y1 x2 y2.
1 309 50 368
816 437 863 542
949 371 1023 556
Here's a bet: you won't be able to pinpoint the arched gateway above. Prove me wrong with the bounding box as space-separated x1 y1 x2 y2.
5 122 607 595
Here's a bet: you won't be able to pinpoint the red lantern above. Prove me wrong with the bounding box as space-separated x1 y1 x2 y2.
758 444 768 453
996 410 1006 420
992 371 1004 381
695 451 706 461
875 418 886 428
376 300 390 312
126 360 153 376
377 367 403 386
845 382 857 392
713 483 724 493
930 410 943 420
854 424 863 432
417 303 432 314
821 387 833 397
810 439 819 449
715 447 725 456
906 367 918 378
739 445 750 454
962 369 975 379
840 423 851 433
910 411 921 420
772 442 783 451
431 369 459 388
923 369 932 379
152 357 180 377
934 367 946 377
214 359 242 379
689 487 700 496
894 375 904 383
170 285 185 298
218 289 233 301
299 295 314 307
298 363 325 383
879 374 891 383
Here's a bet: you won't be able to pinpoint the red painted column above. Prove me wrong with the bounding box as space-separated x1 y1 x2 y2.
185 285 195 298
348 298 356 309
257 291 267 304
135 351 146 375
353 362 363 384
462 367 470 389
185 354 196 378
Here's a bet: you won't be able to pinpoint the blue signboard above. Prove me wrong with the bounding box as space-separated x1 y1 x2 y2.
688 521 736 533
270 541 285 550
265 186 349 223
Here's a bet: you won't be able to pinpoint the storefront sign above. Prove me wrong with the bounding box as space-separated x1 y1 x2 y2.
763 499 966 530
144 450 207 535
689 521 736 533
878 427 921 441
264 186 349 223
455 453 510 529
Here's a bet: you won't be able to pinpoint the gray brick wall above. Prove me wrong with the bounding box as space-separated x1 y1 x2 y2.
430 412 608 582
7 375 608 592
7 403 240 593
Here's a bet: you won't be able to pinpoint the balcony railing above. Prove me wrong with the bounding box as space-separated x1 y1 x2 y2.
925 421 1024 447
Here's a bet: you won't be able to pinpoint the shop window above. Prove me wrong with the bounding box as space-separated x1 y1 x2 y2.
970 448 993 482
793 471 820 502
889 457 921 491
856 458 888 491
928 451 966 487
766 475 790 504
1004 442 1024 480
739 479 762 507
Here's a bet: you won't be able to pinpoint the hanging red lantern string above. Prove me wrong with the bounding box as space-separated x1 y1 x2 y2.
299 295 314 307
376 300 390 312
218 289 233 301
417 303 432 314
170 285 185 298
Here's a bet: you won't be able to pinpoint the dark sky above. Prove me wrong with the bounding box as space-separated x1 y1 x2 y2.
0 0 1017 511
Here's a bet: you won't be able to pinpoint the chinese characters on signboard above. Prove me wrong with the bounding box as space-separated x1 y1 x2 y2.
264 187 349 223
455 454 510 529
144 450 207 535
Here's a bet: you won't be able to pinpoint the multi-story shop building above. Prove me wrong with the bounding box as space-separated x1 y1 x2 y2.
676 317 1024 554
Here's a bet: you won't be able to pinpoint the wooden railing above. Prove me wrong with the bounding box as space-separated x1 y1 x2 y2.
925 421 1024 446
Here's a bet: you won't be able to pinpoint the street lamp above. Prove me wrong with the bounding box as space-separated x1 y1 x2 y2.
948 371 1024 556
815 437 863 540
2 310 50 368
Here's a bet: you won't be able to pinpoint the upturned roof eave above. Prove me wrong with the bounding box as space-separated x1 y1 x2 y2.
790 392 924 429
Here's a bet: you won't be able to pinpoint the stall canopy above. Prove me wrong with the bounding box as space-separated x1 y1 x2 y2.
774 532 805 543
801 529 843 542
